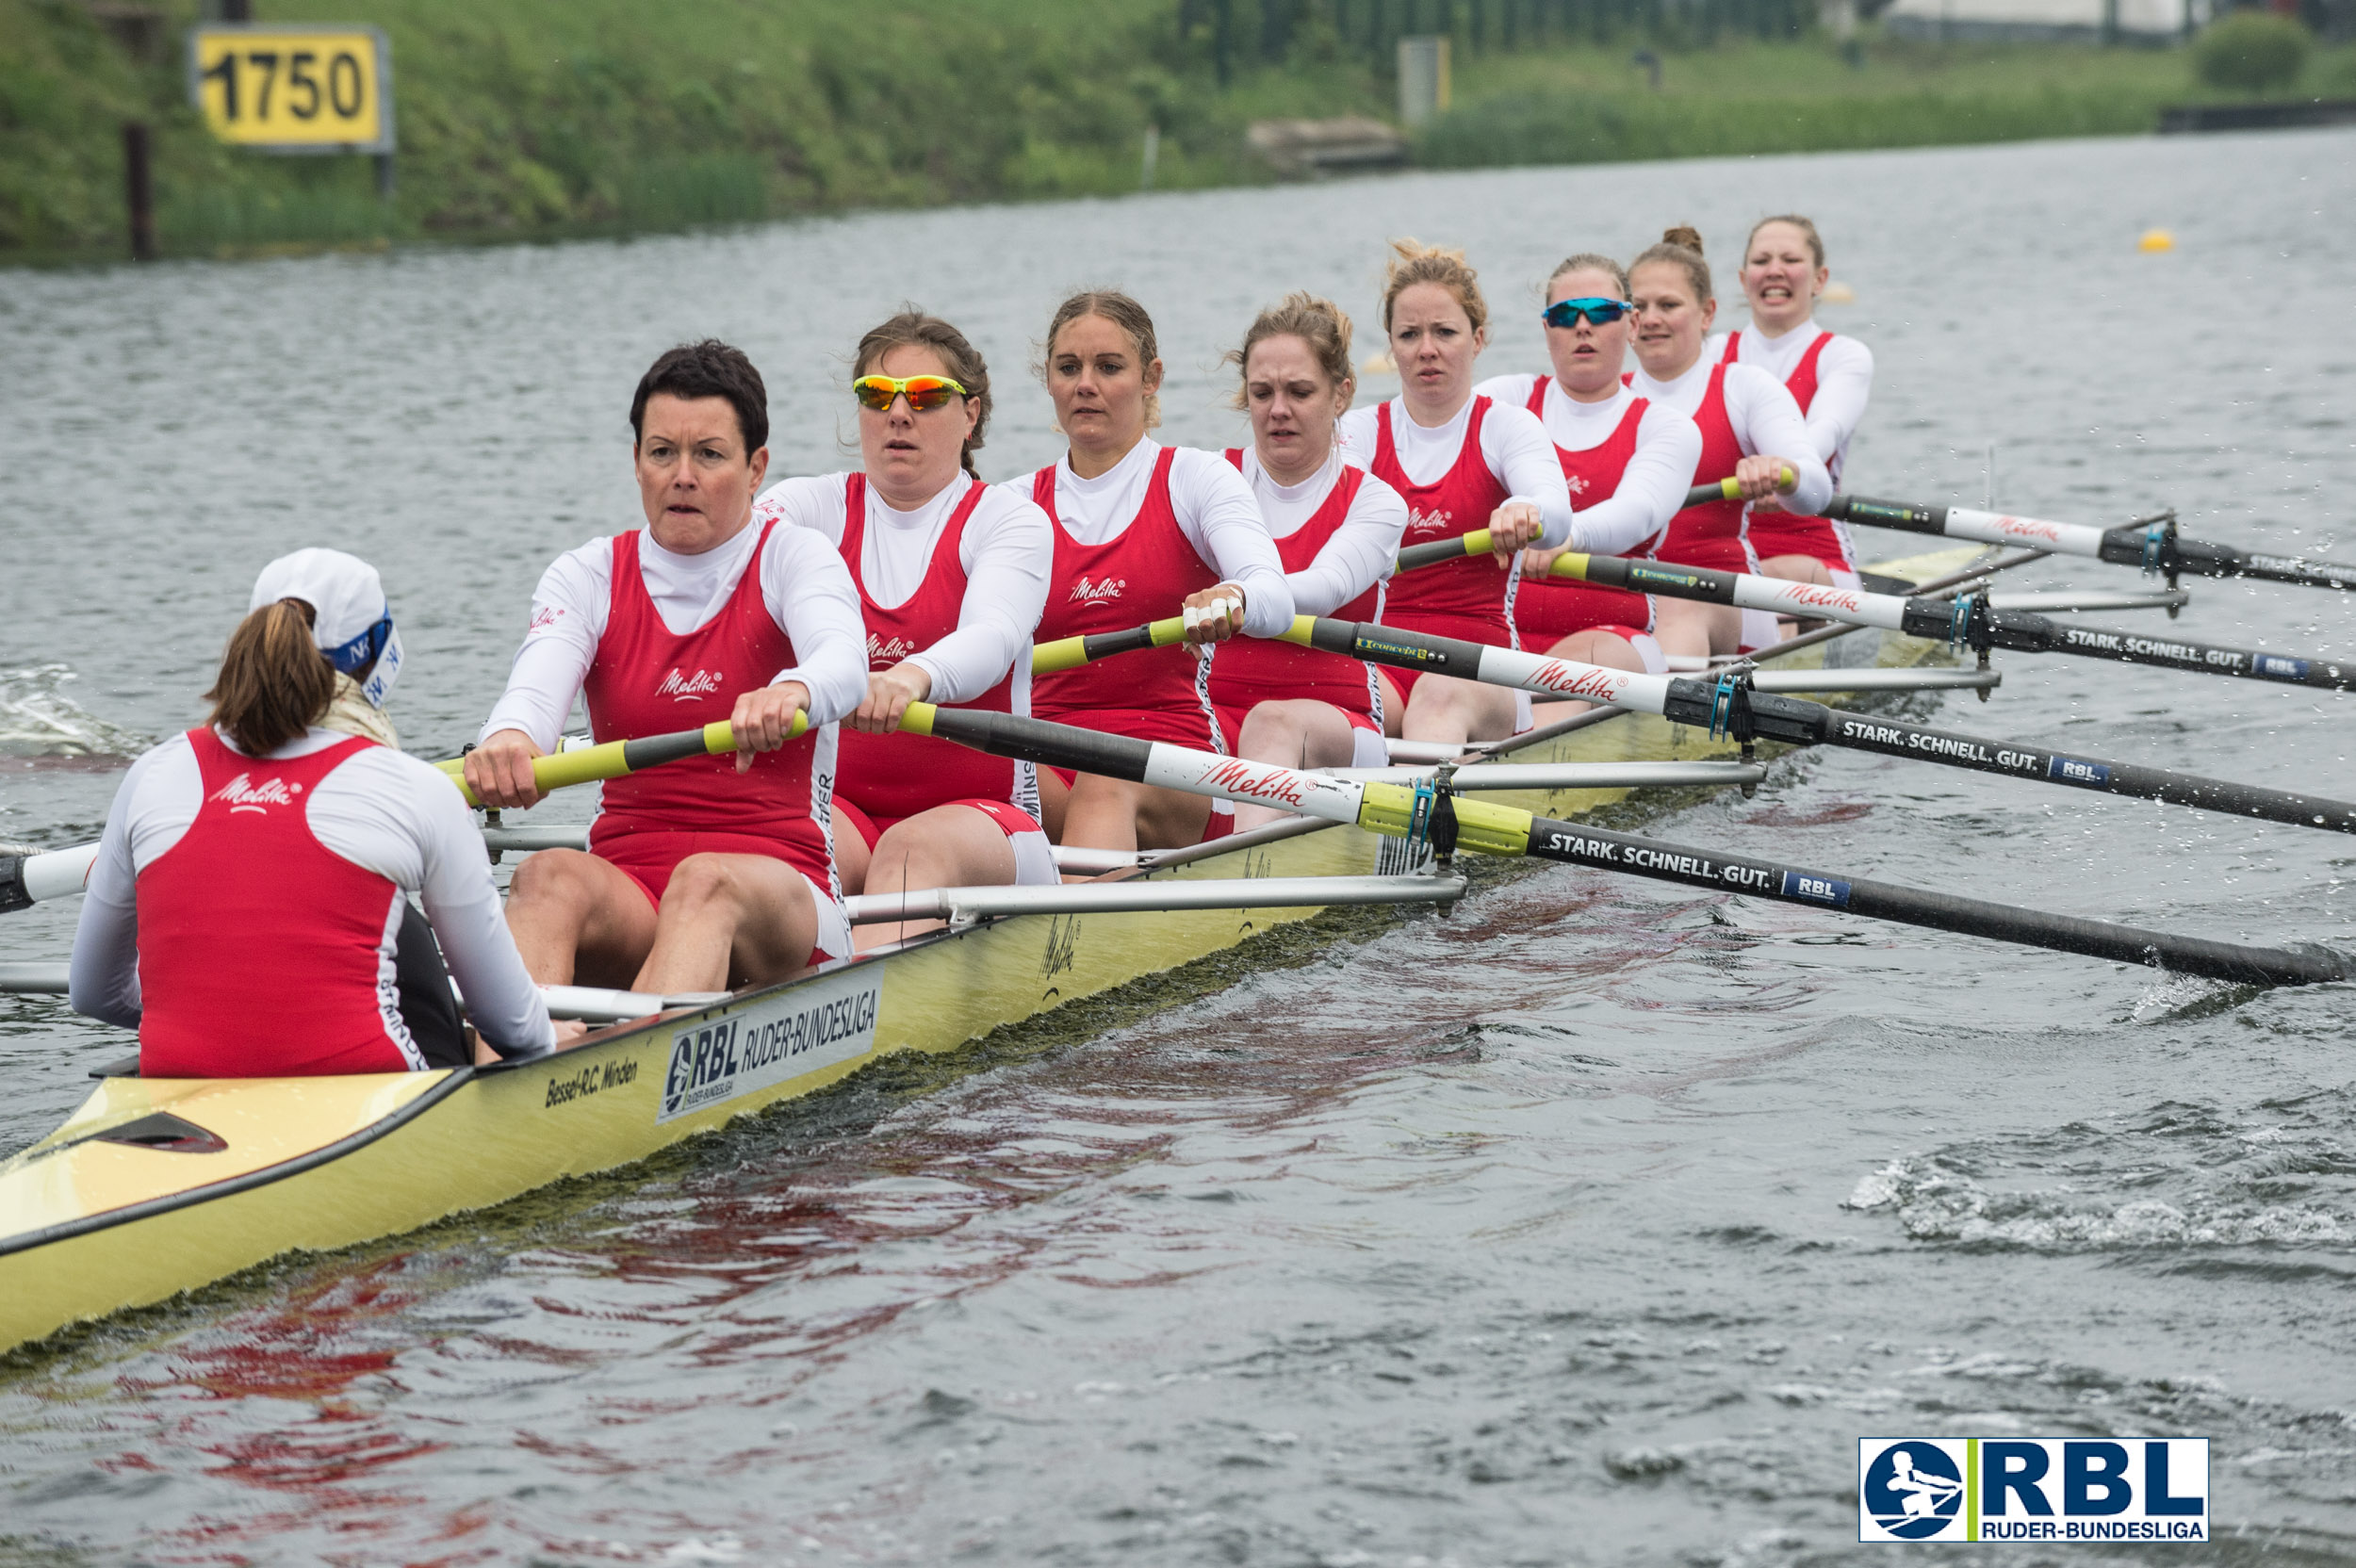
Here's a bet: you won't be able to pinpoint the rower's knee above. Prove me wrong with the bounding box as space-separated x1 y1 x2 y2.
507 849 599 914
659 853 754 915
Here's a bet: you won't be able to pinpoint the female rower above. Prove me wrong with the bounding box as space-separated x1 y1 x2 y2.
71 550 558 1074
1474 252 1701 683
1334 240 1573 745
1710 214 1875 586
1625 226 1832 658
1023 289 1295 854
1209 293 1409 832
756 311 1056 947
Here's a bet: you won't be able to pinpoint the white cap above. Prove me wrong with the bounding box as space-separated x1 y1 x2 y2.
249 548 405 709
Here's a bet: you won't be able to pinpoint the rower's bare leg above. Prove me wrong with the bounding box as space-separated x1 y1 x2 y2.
856 805 1022 950
1651 597 1746 662
1059 774 1214 867
1759 553 1834 635
1401 671 1518 747
1531 630 1644 719
1035 767 1072 842
1234 698 1358 832
832 816 873 898
501 848 661 989
633 852 820 994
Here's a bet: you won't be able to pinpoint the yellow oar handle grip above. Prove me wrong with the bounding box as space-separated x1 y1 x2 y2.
1545 552 1595 581
1032 615 1189 673
1460 528 1497 557
1708 466 1799 501
439 715 803 808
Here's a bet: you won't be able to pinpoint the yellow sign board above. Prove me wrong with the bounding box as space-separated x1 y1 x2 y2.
187 26 394 153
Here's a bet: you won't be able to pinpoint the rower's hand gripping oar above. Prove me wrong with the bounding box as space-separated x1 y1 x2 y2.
0 719 810 914
437 715 807 808
1816 493 2356 605
893 700 2349 988
1398 469 1798 575
1277 614 2356 838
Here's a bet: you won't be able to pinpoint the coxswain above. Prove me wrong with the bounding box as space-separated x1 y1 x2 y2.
1709 214 1875 587
1208 293 1409 831
1625 225 1832 659
1334 240 1573 745
71 550 558 1073
755 311 1057 947
1022 289 1295 854
1475 251 1702 686
466 340 868 991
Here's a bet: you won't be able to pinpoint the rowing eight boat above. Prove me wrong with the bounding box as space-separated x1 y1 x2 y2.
0 548 1977 1355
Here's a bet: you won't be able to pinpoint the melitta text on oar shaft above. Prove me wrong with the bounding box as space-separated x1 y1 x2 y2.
1824 493 2356 593
895 701 2351 989
1274 614 2356 837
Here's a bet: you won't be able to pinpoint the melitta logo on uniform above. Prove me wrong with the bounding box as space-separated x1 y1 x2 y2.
656 667 726 701
1068 576 1126 604
1405 506 1454 536
656 966 884 1124
866 632 918 666
1857 1438 2208 1544
210 774 303 814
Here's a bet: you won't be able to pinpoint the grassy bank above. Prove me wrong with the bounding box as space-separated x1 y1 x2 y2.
5 0 2352 260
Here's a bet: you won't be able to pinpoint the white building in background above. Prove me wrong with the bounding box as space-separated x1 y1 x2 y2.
1876 0 2209 41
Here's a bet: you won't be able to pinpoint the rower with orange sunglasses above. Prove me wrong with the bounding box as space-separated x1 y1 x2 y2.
754 312 1060 948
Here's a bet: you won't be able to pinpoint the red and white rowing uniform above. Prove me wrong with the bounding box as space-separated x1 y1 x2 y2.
1335 394 1571 702
1711 324 1874 583
71 727 555 1074
1474 373 1704 676
1209 448 1406 768
1019 440 1293 839
756 469 1056 887
482 517 868 959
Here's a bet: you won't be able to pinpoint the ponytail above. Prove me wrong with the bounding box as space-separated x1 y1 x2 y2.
205 598 335 757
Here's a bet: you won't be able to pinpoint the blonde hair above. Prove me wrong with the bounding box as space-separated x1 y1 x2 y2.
855 309 992 480
1744 213 1826 270
1546 252 1631 299
1631 224 1712 303
1226 293 1356 411
206 599 335 757
1040 289 1162 431
1380 238 1487 335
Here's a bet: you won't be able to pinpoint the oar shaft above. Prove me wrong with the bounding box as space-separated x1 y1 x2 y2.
1285 615 2356 835
1825 495 2356 595
438 718 790 808
1033 616 1187 675
899 698 2348 988
1520 819 2347 988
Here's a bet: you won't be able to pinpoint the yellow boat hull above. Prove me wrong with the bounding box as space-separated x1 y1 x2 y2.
0 549 1975 1354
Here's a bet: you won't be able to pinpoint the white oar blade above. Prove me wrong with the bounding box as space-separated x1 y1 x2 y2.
1748 667 2001 694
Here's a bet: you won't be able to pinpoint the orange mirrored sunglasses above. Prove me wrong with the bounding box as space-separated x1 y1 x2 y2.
852 374 969 413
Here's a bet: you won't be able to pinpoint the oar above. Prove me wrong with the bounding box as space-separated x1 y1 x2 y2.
0 719 804 914
1271 615 2356 836
434 716 804 808
892 701 2347 988
1033 616 1189 675
1807 493 2356 597
1519 551 2355 694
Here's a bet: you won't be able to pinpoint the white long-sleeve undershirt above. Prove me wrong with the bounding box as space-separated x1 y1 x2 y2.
1230 448 1407 616
1013 440 1296 638
1626 358 1835 518
70 728 557 1056
754 471 1052 705
1709 322 1873 481
1333 395 1575 551
480 519 868 751
1471 375 1703 558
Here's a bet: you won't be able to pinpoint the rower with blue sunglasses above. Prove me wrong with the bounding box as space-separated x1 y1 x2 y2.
1477 253 1703 688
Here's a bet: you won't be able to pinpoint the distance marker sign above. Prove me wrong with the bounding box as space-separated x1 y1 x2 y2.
187 26 394 153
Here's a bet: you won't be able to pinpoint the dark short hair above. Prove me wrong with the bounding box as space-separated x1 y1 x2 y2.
629 339 769 453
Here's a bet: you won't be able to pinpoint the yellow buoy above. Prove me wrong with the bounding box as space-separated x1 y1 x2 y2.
2139 228 2176 253
1821 280 1857 304
1359 351 1397 377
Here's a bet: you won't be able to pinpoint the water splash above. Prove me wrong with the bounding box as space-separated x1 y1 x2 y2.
0 665 148 759
1846 1156 2352 1250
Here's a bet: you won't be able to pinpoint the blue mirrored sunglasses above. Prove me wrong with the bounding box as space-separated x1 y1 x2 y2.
1541 297 1634 330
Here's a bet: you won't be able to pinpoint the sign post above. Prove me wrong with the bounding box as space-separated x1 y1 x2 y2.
186 24 396 188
